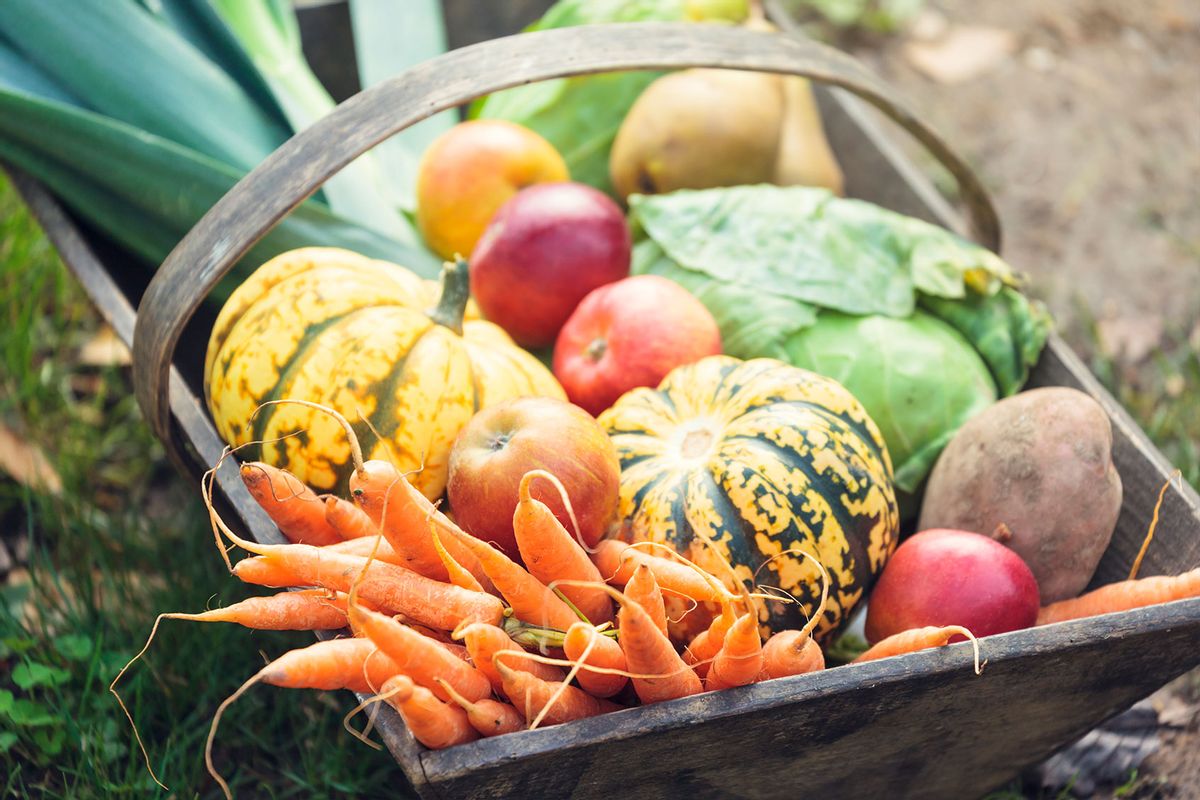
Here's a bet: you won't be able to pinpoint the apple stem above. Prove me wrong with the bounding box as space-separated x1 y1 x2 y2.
585 337 607 362
427 256 471 336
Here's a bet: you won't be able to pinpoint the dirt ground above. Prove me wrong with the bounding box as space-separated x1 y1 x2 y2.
853 0 1200 352
851 2 1200 796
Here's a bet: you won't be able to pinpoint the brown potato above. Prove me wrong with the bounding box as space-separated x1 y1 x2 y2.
917 387 1122 603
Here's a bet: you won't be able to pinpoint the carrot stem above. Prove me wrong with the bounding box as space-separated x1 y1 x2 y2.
1129 470 1180 580
252 399 364 476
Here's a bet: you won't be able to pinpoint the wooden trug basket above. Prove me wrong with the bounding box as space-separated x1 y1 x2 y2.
14 17 1200 800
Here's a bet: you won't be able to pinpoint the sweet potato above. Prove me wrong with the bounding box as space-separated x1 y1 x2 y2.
917 387 1122 603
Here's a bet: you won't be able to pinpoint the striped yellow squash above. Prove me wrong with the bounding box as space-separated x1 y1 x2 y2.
599 355 899 639
205 248 564 499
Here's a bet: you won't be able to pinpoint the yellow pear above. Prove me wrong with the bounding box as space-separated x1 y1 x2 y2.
609 68 844 200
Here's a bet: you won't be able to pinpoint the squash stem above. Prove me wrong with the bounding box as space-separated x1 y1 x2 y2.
427 256 470 335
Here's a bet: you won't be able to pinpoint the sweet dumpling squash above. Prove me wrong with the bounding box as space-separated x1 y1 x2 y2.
599 355 899 639
205 248 564 499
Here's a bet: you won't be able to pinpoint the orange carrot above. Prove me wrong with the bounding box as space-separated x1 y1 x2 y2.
562 621 628 698
350 605 492 703
494 659 621 726
761 630 825 680
593 539 734 605
448 529 582 630
704 611 763 690
240 461 342 545
607 585 703 704
1037 567 1200 626
514 471 613 625
757 550 830 680
457 622 565 695
165 590 349 630
322 535 405 565
258 637 400 692
683 603 736 679
380 674 479 749
324 495 378 539
231 547 503 630
349 459 488 586
435 678 525 737
854 625 982 674
431 524 486 593
623 563 668 638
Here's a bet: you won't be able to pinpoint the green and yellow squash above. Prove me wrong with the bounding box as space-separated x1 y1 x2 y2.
599 355 899 639
205 247 565 499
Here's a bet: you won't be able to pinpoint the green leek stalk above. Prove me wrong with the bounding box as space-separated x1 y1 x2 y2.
211 0 420 242
0 0 440 289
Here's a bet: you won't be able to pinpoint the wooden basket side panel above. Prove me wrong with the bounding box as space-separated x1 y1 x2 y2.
418 601 1200 800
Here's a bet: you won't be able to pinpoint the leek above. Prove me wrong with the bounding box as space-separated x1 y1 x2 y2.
211 0 418 240
0 88 438 297
0 0 288 172
0 0 439 287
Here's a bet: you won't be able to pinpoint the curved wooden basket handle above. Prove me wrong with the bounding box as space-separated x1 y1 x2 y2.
133 21 999 451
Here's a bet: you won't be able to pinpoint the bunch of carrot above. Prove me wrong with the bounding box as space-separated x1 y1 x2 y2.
110 402 979 800
117 407 1200 799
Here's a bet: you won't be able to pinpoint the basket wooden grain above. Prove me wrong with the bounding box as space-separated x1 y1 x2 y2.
12 15 1200 800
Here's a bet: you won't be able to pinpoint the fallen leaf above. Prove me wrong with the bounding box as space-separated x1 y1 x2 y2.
904 25 1017 84
907 8 948 42
1156 694 1199 728
0 424 62 495
77 325 131 367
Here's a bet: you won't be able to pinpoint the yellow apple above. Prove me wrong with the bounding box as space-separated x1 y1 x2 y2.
416 120 569 260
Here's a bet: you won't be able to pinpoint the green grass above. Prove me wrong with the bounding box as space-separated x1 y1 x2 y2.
0 174 404 799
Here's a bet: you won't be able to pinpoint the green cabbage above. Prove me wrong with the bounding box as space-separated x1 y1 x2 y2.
783 312 997 496
629 185 1052 495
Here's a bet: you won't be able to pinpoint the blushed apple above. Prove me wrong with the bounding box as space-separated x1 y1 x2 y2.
865 528 1041 643
470 182 631 348
416 120 568 260
553 275 722 416
446 397 620 557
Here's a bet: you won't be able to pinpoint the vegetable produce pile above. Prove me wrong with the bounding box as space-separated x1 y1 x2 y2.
43 0 1191 791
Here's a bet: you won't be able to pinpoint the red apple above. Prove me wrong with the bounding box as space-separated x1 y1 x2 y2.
865 528 1040 643
553 275 722 416
469 182 631 348
446 397 620 557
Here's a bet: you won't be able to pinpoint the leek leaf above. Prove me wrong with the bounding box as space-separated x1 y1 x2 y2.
0 88 440 297
0 35 80 106
134 0 290 129
349 0 456 211
211 0 423 243
0 0 288 172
